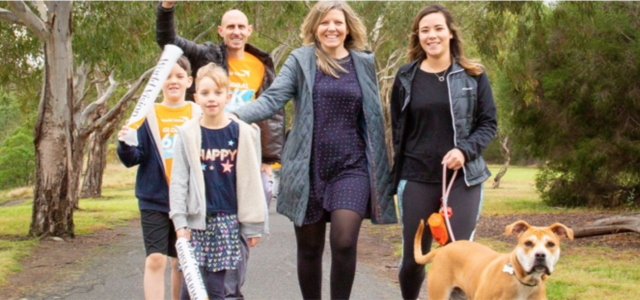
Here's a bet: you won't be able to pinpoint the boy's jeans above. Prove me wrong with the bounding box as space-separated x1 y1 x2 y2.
224 172 273 300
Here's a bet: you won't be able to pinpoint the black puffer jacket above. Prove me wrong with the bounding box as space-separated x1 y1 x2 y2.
156 3 284 164
390 60 497 188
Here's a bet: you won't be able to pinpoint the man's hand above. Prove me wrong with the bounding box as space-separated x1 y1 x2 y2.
248 237 260 247
442 148 465 171
176 227 191 241
161 1 176 9
261 163 273 177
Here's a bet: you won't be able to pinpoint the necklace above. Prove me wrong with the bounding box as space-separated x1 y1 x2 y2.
434 68 448 82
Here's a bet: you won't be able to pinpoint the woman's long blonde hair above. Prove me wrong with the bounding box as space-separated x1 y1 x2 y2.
408 4 483 76
300 1 367 78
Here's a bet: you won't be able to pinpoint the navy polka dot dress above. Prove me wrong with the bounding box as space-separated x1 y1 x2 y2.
304 55 371 225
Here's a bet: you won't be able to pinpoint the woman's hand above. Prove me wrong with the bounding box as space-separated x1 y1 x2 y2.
247 237 260 247
442 148 465 171
176 227 191 241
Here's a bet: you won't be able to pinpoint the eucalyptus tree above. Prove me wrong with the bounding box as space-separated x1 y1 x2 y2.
0 1 158 237
0 1 78 237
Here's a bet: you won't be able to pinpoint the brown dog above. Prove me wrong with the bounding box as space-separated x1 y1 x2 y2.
414 220 573 300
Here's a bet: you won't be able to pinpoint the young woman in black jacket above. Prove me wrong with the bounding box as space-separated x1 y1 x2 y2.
390 4 497 299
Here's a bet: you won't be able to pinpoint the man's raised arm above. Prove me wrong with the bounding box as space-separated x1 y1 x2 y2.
156 1 206 59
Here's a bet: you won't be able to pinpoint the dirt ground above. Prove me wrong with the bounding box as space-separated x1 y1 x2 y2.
0 219 140 299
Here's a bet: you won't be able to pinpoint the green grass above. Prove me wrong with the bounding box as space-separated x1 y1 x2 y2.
0 164 138 286
482 165 609 216
472 237 640 299
482 166 640 299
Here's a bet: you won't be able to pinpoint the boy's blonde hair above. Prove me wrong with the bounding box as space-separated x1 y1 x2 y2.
195 63 229 91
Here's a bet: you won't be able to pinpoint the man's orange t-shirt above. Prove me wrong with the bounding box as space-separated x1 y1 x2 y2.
226 52 265 112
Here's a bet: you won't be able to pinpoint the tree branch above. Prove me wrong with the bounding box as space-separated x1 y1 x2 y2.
79 72 119 128
7 1 50 40
270 33 295 67
33 0 47 22
0 8 26 26
74 78 102 110
92 68 154 132
193 23 216 43
73 62 90 108
100 95 140 137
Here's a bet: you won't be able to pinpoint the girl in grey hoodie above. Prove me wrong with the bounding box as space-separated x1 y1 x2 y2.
169 63 267 300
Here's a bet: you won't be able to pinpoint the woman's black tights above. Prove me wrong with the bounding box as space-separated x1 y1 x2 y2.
294 209 363 300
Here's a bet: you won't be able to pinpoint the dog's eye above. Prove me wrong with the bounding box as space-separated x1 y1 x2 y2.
547 242 555 247
524 241 533 247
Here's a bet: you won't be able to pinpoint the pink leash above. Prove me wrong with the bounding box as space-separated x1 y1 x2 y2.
442 164 457 242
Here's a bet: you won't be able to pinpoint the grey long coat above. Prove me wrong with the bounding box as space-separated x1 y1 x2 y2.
234 46 397 227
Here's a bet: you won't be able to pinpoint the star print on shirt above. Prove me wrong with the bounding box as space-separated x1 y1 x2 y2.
221 160 234 173
201 163 206 171
228 140 235 146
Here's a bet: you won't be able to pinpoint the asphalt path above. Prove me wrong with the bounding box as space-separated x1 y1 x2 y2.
38 204 400 300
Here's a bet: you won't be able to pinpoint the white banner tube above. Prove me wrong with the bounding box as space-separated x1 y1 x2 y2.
118 44 184 146
176 237 209 300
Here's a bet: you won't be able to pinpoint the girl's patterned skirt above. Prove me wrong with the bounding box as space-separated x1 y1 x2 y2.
189 212 241 272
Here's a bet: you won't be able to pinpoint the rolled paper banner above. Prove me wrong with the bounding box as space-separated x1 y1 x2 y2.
118 44 184 146
176 237 209 300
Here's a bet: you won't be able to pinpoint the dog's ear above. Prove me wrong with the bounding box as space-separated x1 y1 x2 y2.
548 223 574 241
505 220 530 238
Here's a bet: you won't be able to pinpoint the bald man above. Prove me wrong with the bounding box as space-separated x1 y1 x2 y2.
157 2 284 299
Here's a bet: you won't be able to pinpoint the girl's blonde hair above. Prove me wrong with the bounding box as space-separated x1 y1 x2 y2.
408 4 483 76
195 63 229 91
300 1 367 78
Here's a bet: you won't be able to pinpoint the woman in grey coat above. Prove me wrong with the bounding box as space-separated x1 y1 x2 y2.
233 1 396 299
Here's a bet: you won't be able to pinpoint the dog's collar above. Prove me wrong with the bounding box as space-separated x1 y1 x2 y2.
503 262 538 287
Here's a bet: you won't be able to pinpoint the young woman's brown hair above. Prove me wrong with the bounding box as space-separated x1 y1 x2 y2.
300 1 367 78
408 4 483 76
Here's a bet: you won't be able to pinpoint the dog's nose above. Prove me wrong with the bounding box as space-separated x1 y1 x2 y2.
535 253 546 260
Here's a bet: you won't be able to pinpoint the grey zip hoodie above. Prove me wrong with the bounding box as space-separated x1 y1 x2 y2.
169 117 267 237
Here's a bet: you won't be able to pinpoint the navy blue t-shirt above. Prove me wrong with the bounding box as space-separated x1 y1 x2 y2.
200 120 239 214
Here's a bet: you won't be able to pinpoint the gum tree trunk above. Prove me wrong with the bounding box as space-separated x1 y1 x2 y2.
80 120 111 198
28 2 76 237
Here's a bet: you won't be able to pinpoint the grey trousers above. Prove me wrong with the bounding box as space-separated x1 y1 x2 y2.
224 172 273 299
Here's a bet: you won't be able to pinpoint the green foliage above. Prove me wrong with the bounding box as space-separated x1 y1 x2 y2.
0 124 34 189
481 2 640 207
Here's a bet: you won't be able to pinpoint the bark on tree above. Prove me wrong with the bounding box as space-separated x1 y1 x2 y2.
493 134 511 189
572 213 640 238
70 71 119 209
1 1 152 234
80 105 112 198
79 69 153 198
3 1 77 237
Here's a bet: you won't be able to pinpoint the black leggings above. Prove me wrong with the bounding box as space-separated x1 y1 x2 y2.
397 177 483 300
294 209 363 300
